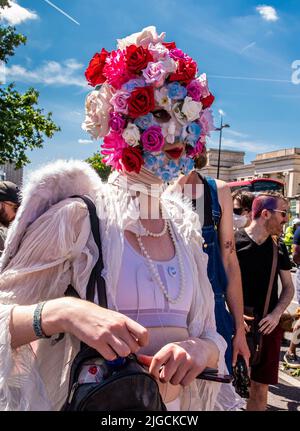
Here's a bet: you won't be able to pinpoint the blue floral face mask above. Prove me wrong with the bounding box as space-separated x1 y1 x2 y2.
144 150 195 182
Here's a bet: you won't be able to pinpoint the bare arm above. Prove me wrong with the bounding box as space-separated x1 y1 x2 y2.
217 181 250 365
217 181 244 332
9 297 149 359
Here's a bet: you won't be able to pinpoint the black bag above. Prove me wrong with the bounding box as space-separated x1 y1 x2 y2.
244 306 263 367
61 195 166 411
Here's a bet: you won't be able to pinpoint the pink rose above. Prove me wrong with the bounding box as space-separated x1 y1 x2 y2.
142 62 168 88
187 80 203 102
110 90 131 114
141 125 164 152
109 112 127 133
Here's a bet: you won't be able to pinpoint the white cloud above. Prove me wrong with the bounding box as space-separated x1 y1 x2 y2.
0 0 38 25
5 59 88 88
78 139 93 145
227 130 249 139
256 5 279 22
208 134 270 154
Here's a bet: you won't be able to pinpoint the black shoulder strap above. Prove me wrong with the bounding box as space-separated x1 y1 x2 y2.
67 195 107 308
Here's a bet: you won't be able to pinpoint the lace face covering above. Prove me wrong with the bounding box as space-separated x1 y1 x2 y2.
82 26 215 182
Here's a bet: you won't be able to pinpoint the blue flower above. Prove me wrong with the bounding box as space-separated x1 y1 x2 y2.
181 122 201 147
187 122 201 139
134 113 156 130
180 157 195 175
167 82 187 100
144 152 158 168
122 78 146 92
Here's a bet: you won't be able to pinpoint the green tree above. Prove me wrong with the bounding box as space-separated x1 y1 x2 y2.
0 1 60 168
86 152 111 181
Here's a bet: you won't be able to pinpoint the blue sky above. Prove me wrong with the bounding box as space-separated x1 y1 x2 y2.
1 0 300 175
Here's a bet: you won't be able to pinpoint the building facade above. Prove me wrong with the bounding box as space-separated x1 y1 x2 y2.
0 162 23 186
201 147 300 215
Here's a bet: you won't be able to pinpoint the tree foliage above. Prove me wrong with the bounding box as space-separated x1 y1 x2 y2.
0 84 60 168
0 1 60 167
86 152 111 181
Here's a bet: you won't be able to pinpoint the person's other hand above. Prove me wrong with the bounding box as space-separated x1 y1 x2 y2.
258 312 280 335
243 314 254 333
148 337 218 387
232 329 250 368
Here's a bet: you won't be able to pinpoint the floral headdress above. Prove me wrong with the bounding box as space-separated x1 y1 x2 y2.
82 26 215 182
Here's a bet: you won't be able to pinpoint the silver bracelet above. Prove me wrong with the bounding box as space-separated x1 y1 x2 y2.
33 301 51 339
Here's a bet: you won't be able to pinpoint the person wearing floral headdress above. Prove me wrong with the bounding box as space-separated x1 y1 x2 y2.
0 26 242 411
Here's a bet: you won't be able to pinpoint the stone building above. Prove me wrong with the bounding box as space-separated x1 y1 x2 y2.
0 162 23 186
201 147 300 215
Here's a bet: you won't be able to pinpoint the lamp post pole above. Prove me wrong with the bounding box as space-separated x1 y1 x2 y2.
216 116 223 180
215 116 230 180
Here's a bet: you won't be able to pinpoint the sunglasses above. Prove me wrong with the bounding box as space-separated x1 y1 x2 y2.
268 209 288 218
233 208 249 216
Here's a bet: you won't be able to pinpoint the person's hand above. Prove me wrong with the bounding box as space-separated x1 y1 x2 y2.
258 311 280 335
148 337 218 387
232 329 250 368
59 297 149 360
243 314 254 333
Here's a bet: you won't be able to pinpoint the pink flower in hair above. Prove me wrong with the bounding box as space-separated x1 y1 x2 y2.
103 50 134 90
198 109 215 136
101 131 128 169
110 90 131 114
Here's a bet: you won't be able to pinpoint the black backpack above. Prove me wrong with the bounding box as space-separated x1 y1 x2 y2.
61 195 166 411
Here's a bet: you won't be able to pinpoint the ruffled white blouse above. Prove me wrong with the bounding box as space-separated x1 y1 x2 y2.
0 160 243 411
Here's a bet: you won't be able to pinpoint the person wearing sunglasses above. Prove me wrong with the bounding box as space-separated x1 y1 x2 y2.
0 181 20 255
235 192 294 410
232 190 254 231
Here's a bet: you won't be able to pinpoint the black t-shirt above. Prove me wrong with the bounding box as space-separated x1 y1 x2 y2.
235 229 291 317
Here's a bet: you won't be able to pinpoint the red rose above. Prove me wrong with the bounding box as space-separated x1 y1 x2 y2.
85 48 110 87
128 86 155 119
201 93 215 109
126 45 153 73
169 58 197 84
121 147 144 173
162 41 177 50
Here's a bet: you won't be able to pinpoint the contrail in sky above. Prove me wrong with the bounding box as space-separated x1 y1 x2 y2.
240 42 256 53
209 75 291 83
44 0 80 25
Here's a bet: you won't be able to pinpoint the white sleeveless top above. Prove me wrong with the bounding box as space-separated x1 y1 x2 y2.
111 234 194 328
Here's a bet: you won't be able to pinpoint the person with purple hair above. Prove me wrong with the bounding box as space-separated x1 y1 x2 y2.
235 192 294 410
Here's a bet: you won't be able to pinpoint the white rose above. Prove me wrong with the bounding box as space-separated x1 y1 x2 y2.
122 123 141 147
181 97 202 122
154 87 171 112
117 26 165 49
160 57 177 73
82 84 112 138
148 42 168 61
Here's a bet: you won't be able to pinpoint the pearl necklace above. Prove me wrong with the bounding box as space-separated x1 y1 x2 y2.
139 217 168 237
135 221 185 304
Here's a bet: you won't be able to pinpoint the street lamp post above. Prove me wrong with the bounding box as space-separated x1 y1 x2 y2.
215 116 230 179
